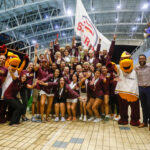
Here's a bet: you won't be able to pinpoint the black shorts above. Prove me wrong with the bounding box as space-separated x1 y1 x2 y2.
54 97 66 104
91 96 104 100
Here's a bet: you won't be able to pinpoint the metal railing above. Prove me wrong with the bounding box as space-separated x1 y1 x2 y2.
132 37 150 60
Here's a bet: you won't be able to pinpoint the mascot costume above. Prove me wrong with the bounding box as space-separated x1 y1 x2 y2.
115 51 140 126
0 44 28 123
0 44 28 74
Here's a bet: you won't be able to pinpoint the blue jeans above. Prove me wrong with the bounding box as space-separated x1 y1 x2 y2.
139 86 150 124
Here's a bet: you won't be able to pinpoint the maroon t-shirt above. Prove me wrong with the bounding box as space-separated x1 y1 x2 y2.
0 66 8 88
4 78 26 100
21 70 34 85
88 77 109 98
35 66 51 90
62 74 71 84
41 74 56 94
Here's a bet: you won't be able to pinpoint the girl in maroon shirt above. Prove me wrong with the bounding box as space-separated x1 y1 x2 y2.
78 72 91 121
87 70 109 123
34 58 51 122
20 62 34 121
40 69 60 121
66 74 79 121
4 68 36 126
100 66 111 121
105 62 119 120
38 77 80 122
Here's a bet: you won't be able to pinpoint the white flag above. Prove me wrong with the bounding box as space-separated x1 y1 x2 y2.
75 0 111 51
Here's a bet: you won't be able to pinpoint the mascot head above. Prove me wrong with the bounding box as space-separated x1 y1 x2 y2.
119 51 133 73
0 44 7 55
9 57 21 70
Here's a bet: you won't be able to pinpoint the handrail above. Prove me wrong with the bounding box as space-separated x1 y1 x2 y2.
8 48 26 55
132 38 150 59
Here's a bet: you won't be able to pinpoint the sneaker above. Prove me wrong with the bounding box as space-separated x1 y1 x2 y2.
104 116 109 122
101 114 105 120
46 117 51 122
114 115 120 121
31 117 37 122
93 118 102 123
110 114 115 120
61 117 66 122
79 115 83 121
83 116 87 122
22 117 29 121
36 119 42 123
88 117 94 121
36 114 41 119
55 117 59 122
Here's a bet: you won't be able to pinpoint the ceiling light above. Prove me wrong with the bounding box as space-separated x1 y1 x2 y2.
62 33 66 36
32 40 37 44
67 9 72 16
55 25 59 29
116 4 121 9
115 18 119 22
142 3 149 9
136 18 141 21
45 15 48 19
132 26 137 31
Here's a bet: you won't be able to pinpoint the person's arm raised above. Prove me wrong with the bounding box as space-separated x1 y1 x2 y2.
34 43 40 71
34 43 39 65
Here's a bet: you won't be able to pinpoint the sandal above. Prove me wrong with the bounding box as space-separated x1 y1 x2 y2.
46 117 51 122
10 124 19 127
72 117 77 121
42 119 46 123
67 117 72 121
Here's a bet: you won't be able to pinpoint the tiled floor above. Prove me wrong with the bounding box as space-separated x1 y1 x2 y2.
0 115 150 150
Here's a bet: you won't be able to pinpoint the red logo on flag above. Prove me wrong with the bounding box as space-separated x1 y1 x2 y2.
77 16 98 51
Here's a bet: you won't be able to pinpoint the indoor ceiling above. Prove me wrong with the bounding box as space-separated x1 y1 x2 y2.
0 0 149 56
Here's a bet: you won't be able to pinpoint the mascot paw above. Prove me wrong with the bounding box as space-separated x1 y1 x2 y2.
0 44 7 50
118 119 128 125
0 44 7 55
130 121 140 126
106 62 113 68
23 55 29 62
23 55 29 60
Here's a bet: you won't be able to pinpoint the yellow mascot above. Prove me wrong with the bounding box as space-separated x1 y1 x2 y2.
0 44 28 74
115 51 140 126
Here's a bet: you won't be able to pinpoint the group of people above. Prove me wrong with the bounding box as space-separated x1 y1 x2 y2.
0 35 149 131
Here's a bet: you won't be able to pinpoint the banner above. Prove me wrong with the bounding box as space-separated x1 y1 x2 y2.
75 0 111 51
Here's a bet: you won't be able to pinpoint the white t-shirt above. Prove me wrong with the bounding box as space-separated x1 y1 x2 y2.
2 70 19 97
